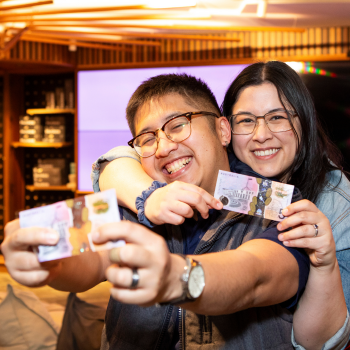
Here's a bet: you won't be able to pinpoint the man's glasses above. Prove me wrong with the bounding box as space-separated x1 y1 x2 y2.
229 109 296 135
128 111 219 158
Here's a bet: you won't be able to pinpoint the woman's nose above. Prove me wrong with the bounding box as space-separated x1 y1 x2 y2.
252 118 273 142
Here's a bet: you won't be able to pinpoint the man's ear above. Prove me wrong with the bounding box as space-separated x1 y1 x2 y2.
218 117 231 147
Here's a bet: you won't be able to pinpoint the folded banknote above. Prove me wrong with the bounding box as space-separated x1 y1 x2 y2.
19 189 124 262
214 170 294 221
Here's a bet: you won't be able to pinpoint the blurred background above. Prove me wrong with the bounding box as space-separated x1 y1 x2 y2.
1 2 350 348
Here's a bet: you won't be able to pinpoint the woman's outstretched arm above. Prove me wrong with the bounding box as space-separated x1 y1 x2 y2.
100 157 153 212
278 200 349 350
97 147 222 225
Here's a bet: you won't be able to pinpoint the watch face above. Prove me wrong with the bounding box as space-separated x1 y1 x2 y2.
188 265 205 299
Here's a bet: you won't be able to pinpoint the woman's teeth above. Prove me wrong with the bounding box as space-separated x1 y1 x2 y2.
166 157 192 174
254 148 279 157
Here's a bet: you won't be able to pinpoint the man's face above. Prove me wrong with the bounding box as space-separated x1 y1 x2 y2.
134 93 231 195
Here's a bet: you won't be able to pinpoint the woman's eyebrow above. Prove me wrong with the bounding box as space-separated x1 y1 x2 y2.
233 108 287 115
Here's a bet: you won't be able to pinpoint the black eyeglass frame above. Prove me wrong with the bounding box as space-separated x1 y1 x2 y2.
128 111 219 157
229 109 297 135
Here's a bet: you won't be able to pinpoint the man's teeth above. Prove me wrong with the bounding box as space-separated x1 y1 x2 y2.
254 148 279 157
166 157 192 174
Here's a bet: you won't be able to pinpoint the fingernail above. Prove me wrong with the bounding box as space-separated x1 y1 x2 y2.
46 233 58 244
217 201 222 209
282 208 288 215
109 247 122 263
278 234 283 241
277 223 282 230
92 231 100 241
283 241 290 246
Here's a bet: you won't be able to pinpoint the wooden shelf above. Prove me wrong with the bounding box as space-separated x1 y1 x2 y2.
11 141 72 148
26 108 75 115
26 185 76 192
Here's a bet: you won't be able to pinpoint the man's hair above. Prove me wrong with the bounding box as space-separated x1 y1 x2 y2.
126 73 221 137
221 61 344 203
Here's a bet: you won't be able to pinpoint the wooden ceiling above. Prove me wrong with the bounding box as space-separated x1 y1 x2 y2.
0 0 349 54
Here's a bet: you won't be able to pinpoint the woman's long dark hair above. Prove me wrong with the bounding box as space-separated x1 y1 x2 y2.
221 61 343 203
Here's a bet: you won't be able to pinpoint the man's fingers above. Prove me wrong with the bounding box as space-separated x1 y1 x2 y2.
171 182 222 211
4 227 59 250
110 286 157 306
282 199 318 217
109 244 152 268
10 269 52 287
4 219 20 237
94 221 161 246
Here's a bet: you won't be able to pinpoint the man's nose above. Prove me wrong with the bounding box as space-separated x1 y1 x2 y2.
252 118 273 142
155 130 178 157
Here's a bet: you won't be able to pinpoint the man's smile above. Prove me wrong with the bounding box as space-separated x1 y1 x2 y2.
163 156 193 175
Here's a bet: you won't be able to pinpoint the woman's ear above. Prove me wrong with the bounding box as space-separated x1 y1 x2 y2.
218 117 231 147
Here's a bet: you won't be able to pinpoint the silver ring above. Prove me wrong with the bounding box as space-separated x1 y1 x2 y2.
130 268 139 289
313 224 319 237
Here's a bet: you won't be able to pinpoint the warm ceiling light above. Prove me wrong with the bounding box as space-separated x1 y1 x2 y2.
147 0 196 8
52 0 196 8
257 0 268 17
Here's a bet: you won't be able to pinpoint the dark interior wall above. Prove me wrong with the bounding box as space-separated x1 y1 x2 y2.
300 62 350 172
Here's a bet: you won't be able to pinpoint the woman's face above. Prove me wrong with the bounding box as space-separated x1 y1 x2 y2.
231 82 301 180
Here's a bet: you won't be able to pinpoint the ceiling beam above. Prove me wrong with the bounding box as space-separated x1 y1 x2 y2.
3 26 27 51
22 30 161 46
28 24 305 33
0 13 210 22
0 0 52 11
23 28 240 42
20 35 133 51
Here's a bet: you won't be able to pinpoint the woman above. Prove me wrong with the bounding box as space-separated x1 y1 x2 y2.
92 61 350 349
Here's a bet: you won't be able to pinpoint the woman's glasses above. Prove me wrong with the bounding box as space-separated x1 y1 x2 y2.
230 109 296 135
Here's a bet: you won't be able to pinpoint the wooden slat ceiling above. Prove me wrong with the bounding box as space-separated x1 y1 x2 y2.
0 0 350 52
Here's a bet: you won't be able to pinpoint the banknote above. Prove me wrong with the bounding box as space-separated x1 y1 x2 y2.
19 189 125 262
214 170 294 221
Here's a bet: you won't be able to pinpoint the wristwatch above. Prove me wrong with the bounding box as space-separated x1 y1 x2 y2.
167 255 205 305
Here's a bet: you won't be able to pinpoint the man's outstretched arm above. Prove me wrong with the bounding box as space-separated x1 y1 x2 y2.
1 219 111 293
94 221 301 315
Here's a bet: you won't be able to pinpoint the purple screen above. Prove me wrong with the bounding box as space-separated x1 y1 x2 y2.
78 64 247 191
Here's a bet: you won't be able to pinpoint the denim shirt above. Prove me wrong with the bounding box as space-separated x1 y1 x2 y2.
91 146 350 350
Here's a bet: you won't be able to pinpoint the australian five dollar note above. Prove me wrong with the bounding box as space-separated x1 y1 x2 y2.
214 170 294 221
19 189 124 262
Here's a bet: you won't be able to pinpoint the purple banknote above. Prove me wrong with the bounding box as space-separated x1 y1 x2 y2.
214 170 294 221
19 189 124 262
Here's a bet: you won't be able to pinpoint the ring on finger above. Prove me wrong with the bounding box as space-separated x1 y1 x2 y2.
130 268 139 289
313 224 319 237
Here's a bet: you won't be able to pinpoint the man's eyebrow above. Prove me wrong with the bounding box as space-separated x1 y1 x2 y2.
137 111 184 135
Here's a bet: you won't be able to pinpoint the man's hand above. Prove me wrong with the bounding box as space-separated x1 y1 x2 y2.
1 219 61 287
277 199 336 269
93 221 185 307
145 181 223 225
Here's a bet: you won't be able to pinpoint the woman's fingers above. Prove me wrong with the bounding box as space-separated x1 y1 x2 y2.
282 199 318 217
278 223 320 242
278 211 324 232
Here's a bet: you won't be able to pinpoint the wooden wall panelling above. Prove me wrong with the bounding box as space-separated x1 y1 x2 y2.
4 74 25 223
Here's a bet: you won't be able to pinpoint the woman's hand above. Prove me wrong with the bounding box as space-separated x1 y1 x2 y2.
1 219 61 287
277 199 336 269
93 221 185 307
144 181 223 225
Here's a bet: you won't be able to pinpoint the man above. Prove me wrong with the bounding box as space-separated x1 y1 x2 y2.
2 74 309 349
